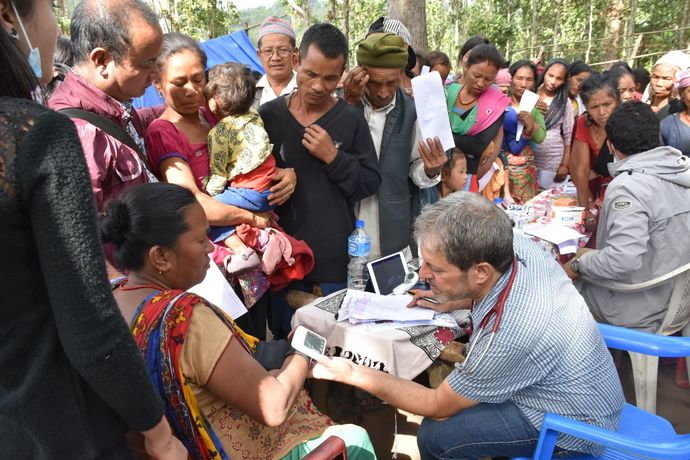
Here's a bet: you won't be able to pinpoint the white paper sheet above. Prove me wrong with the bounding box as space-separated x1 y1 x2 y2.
336 289 434 323
516 90 540 141
361 312 458 331
189 256 248 319
523 223 586 245
557 238 581 255
411 72 455 151
537 169 557 189
477 161 499 192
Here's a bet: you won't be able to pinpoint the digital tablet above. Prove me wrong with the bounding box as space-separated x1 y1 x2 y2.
366 251 408 295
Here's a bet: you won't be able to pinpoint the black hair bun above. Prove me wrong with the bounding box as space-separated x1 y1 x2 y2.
99 200 129 246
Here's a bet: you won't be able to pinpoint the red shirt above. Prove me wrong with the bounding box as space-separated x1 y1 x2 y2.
574 114 602 166
145 114 213 191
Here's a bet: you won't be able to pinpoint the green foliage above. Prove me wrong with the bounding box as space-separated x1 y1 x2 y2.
162 0 240 40
52 0 690 71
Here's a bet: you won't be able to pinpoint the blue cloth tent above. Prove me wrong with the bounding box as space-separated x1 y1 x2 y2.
133 29 264 109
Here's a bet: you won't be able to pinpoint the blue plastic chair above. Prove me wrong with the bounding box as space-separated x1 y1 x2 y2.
512 324 690 460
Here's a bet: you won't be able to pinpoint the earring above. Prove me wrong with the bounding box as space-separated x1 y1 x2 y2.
9 28 19 41
158 269 163 275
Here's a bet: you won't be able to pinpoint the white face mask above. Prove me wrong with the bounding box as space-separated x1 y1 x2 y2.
11 1 42 80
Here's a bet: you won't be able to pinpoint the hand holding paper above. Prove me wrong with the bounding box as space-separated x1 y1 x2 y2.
516 89 539 141
411 71 455 152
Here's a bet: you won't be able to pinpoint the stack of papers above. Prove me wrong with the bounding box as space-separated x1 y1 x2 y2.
523 223 587 254
336 289 454 329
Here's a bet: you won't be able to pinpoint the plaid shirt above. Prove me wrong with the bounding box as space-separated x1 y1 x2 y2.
448 234 625 455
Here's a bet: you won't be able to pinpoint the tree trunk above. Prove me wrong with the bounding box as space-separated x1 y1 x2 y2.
327 0 337 22
605 0 625 61
680 0 690 48
344 0 350 43
624 0 637 60
585 0 594 62
530 0 538 58
388 0 428 50
553 0 562 50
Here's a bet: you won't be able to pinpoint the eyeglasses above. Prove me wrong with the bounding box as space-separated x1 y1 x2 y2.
259 47 293 58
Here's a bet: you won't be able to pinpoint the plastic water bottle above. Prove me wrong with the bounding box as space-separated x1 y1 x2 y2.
347 220 371 290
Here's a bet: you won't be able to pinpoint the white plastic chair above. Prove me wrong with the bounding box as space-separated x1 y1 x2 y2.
580 261 690 414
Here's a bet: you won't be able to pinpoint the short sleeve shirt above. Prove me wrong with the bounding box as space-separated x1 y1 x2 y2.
448 235 624 455
145 117 211 190
574 114 601 165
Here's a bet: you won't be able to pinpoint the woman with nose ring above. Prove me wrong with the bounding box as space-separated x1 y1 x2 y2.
445 44 510 191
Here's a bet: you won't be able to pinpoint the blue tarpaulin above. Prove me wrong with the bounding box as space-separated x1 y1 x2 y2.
133 30 264 109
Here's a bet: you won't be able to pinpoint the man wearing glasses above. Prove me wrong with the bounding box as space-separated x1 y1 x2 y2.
254 16 299 108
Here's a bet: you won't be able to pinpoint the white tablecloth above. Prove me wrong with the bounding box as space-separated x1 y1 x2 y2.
292 290 461 380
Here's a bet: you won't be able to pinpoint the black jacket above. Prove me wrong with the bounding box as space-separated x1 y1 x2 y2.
0 98 164 459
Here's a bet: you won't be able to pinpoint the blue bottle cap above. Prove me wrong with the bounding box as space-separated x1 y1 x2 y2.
355 219 365 228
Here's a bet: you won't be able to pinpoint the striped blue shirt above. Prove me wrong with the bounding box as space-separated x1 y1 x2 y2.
448 234 625 455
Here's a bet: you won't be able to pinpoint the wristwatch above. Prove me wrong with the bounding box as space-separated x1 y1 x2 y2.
570 259 581 274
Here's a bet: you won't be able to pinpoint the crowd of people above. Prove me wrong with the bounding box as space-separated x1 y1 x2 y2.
2 0 690 458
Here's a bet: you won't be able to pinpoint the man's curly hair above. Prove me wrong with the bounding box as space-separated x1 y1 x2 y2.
606 101 660 155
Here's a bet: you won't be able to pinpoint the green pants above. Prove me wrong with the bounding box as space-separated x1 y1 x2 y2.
281 424 376 460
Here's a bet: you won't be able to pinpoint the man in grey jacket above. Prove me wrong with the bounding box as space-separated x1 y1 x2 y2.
564 101 690 331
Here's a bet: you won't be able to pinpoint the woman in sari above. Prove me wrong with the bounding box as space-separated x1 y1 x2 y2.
502 60 547 203
535 58 574 185
446 44 510 189
100 182 374 460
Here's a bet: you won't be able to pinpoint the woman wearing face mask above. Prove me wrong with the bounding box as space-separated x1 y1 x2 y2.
535 58 574 184
645 51 690 120
569 74 620 220
568 61 592 117
0 0 186 458
661 70 690 156
446 44 510 188
502 60 547 203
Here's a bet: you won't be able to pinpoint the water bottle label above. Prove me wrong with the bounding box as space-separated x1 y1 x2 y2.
348 240 371 257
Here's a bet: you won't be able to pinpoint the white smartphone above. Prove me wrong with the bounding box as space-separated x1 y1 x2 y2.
291 325 327 360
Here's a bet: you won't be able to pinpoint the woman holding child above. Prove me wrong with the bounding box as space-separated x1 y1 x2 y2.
446 44 510 190
145 33 304 335
100 182 374 460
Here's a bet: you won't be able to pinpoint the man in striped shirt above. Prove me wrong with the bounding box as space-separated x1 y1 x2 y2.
311 192 624 458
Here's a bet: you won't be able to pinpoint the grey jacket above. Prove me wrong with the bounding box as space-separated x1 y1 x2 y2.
579 146 690 331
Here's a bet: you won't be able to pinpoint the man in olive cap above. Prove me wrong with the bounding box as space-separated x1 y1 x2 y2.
350 32 447 260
